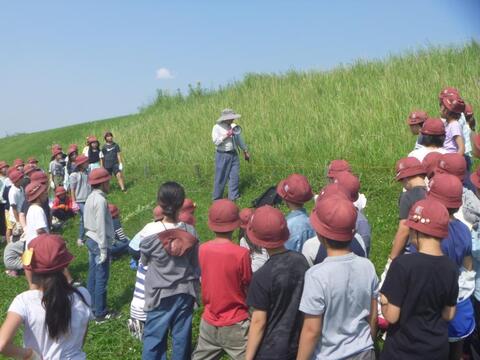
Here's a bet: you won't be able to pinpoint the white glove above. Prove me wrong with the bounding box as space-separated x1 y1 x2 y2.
50 181 55 189
119 163 123 171
98 251 108 264
77 238 84 247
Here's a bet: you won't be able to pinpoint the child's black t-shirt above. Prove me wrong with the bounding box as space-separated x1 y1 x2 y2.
398 186 427 220
380 253 459 360
246 250 308 360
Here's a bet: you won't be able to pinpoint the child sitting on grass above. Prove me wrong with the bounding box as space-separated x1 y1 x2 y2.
51 186 75 223
297 195 378 360
108 204 130 258
380 198 458 359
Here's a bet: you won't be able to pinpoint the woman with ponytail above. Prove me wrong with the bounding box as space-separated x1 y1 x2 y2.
141 181 200 360
0 234 91 359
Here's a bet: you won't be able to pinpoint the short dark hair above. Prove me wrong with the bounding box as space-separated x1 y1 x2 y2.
420 134 445 148
448 208 459 216
447 111 461 120
324 238 351 249
157 181 185 219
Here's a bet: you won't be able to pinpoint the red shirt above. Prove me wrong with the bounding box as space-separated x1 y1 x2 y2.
52 196 73 211
199 238 252 326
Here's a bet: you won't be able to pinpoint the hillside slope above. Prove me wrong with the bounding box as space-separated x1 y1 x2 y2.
0 42 479 358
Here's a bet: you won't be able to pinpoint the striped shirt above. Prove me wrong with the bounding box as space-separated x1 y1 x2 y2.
130 262 148 321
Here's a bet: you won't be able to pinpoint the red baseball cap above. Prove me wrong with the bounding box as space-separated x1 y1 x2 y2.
407 111 428 126
13 158 24 168
333 171 360 202
438 87 459 101
441 93 466 114
25 181 48 203
420 118 446 136
465 103 474 118
395 157 426 181
108 204 119 218
67 144 78 155
471 166 480 189
23 163 37 176
55 186 67 197
179 211 196 226
422 151 442 179
317 183 350 203
246 205 289 249
310 195 357 241
276 173 313 204
239 208 254 230
207 199 240 232
427 173 463 209
181 198 196 214
30 171 48 184
406 199 449 239
0 161 8 170
436 153 466 182
23 234 74 274
8 169 24 184
87 136 98 144
27 157 38 164
153 206 164 221
88 168 111 185
327 160 351 178
74 154 89 167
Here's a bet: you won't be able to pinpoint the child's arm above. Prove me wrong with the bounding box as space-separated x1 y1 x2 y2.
454 135 465 156
245 309 267 360
442 305 456 321
0 311 35 359
463 255 473 271
380 293 401 324
296 314 323 360
388 220 410 260
368 298 378 339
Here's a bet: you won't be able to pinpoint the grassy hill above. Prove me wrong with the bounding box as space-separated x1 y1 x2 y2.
0 41 479 359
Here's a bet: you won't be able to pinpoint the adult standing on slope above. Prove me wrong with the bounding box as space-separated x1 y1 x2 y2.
212 109 250 201
101 131 126 192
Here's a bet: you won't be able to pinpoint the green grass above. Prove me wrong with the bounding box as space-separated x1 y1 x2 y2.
1 41 480 359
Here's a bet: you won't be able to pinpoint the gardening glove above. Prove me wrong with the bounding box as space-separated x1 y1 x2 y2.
98 251 108 264
50 181 55 189
119 163 123 171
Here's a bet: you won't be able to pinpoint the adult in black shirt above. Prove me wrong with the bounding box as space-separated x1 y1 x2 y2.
101 131 126 192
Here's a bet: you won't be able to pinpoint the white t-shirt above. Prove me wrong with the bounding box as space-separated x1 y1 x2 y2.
8 185 25 222
408 146 447 162
8 287 92 360
239 237 269 272
25 204 49 247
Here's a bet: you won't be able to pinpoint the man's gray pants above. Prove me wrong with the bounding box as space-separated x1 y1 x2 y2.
213 151 240 200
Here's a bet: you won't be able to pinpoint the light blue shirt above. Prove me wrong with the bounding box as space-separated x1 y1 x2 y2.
284 208 315 253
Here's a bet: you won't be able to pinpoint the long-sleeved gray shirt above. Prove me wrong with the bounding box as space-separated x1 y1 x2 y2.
69 170 91 203
84 189 114 253
140 221 200 312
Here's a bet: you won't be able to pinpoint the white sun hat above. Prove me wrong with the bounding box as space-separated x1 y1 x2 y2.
217 108 241 123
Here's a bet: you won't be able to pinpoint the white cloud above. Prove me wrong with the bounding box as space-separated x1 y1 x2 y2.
155 67 174 79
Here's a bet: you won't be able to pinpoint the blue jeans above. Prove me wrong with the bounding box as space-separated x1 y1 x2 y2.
142 294 194 360
78 202 85 240
111 240 129 256
86 238 110 317
212 151 240 200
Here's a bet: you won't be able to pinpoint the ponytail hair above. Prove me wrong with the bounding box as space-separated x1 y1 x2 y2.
157 182 185 221
32 272 86 340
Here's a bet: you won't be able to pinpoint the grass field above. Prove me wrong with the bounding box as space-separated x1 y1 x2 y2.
0 41 479 359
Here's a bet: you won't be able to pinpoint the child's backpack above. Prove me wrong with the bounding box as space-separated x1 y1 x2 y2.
251 186 282 208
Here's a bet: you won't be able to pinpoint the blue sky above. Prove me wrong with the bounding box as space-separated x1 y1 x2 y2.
0 0 479 136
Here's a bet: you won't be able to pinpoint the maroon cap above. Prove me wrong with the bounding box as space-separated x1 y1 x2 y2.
55 186 67 197
52 147 64 158
333 171 360 202
208 199 240 232
23 234 74 274
74 154 89 167
13 158 24 168
87 135 98 144
88 168 111 185
420 118 446 136
25 181 47 202
67 144 78 155
246 205 289 249
0 161 8 170
465 103 474 118
395 157 426 181
8 169 23 184
406 199 449 239
153 206 164 221
327 160 351 178
310 195 357 241
317 183 351 203
276 173 313 204
422 151 442 179
27 157 38 164
179 211 196 226
427 173 463 209
407 111 428 126
441 93 466 114
436 153 466 182
181 198 196 214
108 204 119 218
438 87 459 101
471 166 480 189
23 163 37 176
30 171 48 184
239 208 254 230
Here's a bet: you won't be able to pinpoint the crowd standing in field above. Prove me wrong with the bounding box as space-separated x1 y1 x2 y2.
0 92 479 359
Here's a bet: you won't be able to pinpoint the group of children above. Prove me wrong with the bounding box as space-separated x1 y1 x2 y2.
0 89 480 360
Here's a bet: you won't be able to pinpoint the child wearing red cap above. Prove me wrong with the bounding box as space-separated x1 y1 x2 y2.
0 234 91 360
380 199 459 359
69 155 91 246
108 204 130 258
49 148 66 189
84 136 103 171
297 196 378 360
239 208 269 272
406 110 428 150
408 118 447 161
7 169 25 241
0 161 10 242
245 205 309 360
193 199 252 359
140 182 200 359
276 174 315 252
101 131 126 192
441 93 466 155
51 186 75 222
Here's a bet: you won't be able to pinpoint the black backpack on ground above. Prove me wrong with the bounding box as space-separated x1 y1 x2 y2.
251 186 282 208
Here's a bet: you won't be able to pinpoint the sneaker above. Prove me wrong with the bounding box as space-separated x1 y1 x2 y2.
77 239 85 247
95 311 120 324
127 318 144 340
5 270 18 278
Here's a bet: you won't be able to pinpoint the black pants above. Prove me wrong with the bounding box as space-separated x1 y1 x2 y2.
52 208 75 222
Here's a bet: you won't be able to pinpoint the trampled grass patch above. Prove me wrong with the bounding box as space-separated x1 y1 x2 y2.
0 42 479 359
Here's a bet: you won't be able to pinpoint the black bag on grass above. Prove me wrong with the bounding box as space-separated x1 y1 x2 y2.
251 186 282 208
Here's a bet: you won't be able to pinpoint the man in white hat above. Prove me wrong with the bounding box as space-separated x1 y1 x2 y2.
212 108 250 200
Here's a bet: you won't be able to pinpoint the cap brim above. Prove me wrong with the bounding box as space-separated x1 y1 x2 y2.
396 168 426 181
207 219 241 233
406 220 448 239
246 226 288 249
427 192 462 209
217 114 241 123
88 175 111 185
